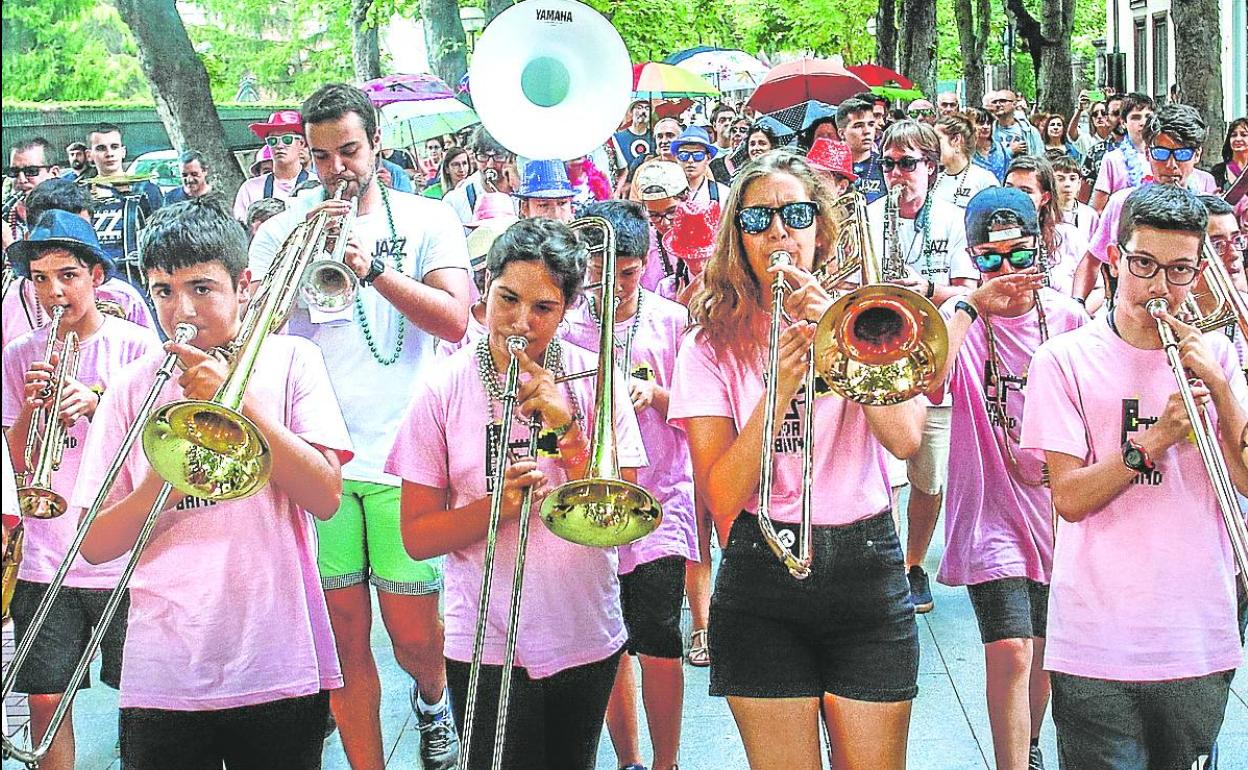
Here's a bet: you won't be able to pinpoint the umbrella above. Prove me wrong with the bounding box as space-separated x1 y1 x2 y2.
380 98 479 148
665 46 769 93
747 58 870 114
361 73 455 106
871 85 926 102
632 62 719 100
846 64 915 90
763 101 836 137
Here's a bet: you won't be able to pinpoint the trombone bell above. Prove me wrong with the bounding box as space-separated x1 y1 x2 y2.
539 478 662 548
141 401 271 501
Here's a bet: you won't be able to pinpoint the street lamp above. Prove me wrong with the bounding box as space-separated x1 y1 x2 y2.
461 6 485 52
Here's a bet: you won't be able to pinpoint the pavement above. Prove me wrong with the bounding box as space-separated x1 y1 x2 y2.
5 493 1248 769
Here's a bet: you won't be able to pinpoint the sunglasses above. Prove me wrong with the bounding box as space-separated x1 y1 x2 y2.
4 165 50 178
736 201 820 234
265 134 301 147
880 156 923 172
910 109 935 117
676 150 709 163
971 248 1037 273
1091 111 1107 117
1148 146 1198 163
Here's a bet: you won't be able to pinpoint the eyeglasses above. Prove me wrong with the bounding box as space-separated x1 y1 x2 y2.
4 165 50 178
1091 111 1107 117
475 151 511 164
910 109 935 118
1148 146 1198 163
990 98 1014 105
676 150 709 163
736 201 820 234
1117 246 1201 285
880 156 923 172
1210 234 1248 255
971 248 1037 273
1108 110 1121 117
647 206 678 223
264 134 301 147
730 126 750 135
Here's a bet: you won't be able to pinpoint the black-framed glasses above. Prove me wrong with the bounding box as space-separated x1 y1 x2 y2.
1148 146 1198 163
1210 234 1248 255
265 134 300 147
474 151 511 164
676 150 709 163
736 201 820 234
1118 246 1201 285
880 156 922 172
1091 111 1107 118
4 165 50 178
971 248 1037 273
647 205 678 223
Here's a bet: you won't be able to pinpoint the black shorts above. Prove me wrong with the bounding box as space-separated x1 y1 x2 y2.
620 555 685 659
708 511 919 702
966 578 1050 644
9 579 129 694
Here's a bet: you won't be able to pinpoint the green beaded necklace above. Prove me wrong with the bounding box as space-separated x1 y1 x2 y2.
354 183 406 366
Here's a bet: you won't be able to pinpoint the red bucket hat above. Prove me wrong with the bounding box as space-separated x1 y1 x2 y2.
249 110 304 139
662 198 722 264
806 138 858 182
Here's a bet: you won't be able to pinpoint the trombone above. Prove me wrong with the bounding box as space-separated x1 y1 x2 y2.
1 323 196 769
299 180 360 313
1148 297 1248 594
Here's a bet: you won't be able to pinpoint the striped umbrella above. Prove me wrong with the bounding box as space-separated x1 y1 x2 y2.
632 62 720 100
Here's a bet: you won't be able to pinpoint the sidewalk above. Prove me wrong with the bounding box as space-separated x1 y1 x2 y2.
5 508 1248 768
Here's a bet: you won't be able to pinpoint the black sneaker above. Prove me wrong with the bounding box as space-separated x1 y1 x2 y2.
907 566 934 613
1028 745 1045 770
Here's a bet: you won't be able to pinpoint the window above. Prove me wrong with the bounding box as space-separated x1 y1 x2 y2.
1152 14 1169 101
1133 18 1148 93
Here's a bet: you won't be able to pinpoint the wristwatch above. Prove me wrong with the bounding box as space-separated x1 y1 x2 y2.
954 300 979 323
361 257 386 286
1121 438 1155 474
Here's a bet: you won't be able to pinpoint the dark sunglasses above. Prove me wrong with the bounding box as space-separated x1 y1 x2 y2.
1091 111 1107 117
971 248 1037 273
736 201 820 234
676 150 709 163
1148 146 1198 163
4 165 50 178
880 156 922 172
265 134 300 147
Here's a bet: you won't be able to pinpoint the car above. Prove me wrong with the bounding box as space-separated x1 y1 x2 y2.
126 150 181 192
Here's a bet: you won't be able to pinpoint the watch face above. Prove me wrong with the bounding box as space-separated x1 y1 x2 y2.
1125 448 1143 467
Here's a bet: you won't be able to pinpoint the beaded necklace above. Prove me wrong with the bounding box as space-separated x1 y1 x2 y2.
354 183 406 365
937 161 972 206
982 292 1049 487
586 290 645 376
1121 139 1146 188
901 194 935 277
474 336 584 433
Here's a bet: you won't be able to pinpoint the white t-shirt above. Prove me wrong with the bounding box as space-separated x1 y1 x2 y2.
249 187 472 484
932 163 1000 209
866 194 977 285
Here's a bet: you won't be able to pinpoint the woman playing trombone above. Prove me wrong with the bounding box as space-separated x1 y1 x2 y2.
667 151 926 769
387 218 647 770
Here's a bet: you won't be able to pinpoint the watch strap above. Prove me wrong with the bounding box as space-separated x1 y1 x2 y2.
362 257 385 286
1122 438 1155 472
955 300 979 323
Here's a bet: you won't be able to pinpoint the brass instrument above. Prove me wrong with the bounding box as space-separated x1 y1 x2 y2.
881 186 906 281
1 438 18 621
299 181 360 313
81 170 155 198
1183 238 1248 340
17 306 81 520
1 323 196 769
1148 297 1248 594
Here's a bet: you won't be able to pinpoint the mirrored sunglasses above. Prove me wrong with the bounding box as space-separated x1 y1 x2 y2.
736 201 820 234
265 134 300 147
971 248 1037 273
1148 146 1198 163
880 156 922 172
676 150 709 163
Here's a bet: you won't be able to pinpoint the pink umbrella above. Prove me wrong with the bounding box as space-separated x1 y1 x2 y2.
847 64 915 90
361 74 456 106
747 58 870 114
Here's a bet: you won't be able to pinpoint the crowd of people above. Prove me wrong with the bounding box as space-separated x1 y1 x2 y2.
2 72 1248 770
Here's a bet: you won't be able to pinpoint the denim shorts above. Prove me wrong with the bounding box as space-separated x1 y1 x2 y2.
620 555 685 659
708 511 919 702
967 577 1049 644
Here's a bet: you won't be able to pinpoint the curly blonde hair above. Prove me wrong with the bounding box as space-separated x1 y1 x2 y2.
689 150 841 358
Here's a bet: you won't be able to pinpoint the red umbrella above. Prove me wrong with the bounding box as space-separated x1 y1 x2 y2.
747 58 870 114
847 64 915 90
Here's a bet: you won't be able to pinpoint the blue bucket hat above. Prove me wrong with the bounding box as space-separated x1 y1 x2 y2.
964 187 1039 248
670 126 719 159
517 159 574 199
7 209 114 279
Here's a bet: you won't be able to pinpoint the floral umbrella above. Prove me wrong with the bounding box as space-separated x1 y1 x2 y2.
665 46 769 94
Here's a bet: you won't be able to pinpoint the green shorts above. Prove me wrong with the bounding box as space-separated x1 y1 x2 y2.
316 480 442 595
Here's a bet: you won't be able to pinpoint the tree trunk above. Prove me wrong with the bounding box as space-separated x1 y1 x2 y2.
485 0 512 24
1172 0 1225 165
897 0 937 97
875 0 898 71
954 0 990 110
1005 0 1075 115
113 0 245 201
421 0 468 96
351 0 381 82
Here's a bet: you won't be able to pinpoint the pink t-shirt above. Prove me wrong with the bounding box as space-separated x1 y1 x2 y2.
561 293 698 572
2 277 156 348
435 305 487 359
2 316 160 587
1062 202 1099 245
640 229 671 293
1020 317 1246 680
935 289 1087 587
668 330 893 526
1094 146 1145 195
385 342 646 679
1087 187 1134 264
231 172 306 221
70 335 352 709
1046 223 1092 297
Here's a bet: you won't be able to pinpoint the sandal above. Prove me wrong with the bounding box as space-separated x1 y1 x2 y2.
687 628 710 667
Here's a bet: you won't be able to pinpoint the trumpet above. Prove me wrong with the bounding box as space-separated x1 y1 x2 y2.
1148 297 1248 594
1 324 196 768
299 181 360 313
17 305 81 520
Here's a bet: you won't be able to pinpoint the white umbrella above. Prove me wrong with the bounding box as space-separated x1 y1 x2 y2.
380 98 479 148
669 48 769 94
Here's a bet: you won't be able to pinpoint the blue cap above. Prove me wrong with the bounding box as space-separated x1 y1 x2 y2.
7 209 114 279
517 159 574 199
670 126 719 159
964 187 1039 248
